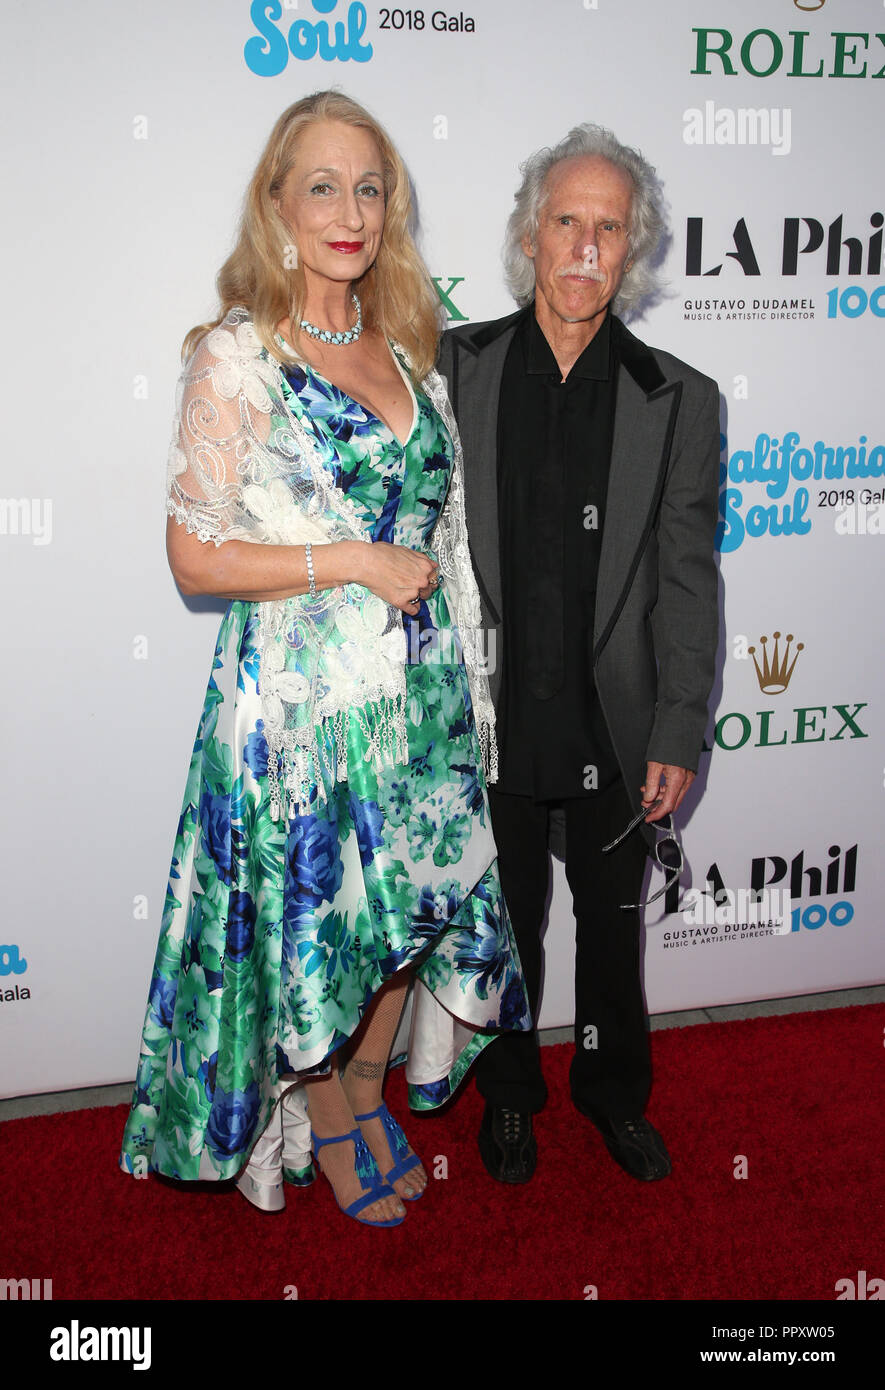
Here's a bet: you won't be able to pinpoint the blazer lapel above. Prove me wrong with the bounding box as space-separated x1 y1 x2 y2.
447 310 679 655
447 311 526 624
594 321 682 657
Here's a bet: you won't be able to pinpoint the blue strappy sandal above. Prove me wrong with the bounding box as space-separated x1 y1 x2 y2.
311 1127 405 1227
353 1103 426 1201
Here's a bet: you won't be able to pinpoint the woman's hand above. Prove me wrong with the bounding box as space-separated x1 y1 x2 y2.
167 524 371 603
166 520 438 611
357 541 439 615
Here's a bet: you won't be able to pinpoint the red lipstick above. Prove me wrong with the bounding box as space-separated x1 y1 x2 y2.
329 241 363 253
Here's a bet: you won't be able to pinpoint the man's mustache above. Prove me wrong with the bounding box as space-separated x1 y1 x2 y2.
557 264 606 282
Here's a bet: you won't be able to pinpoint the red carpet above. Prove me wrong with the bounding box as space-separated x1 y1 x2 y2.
3 1004 883 1301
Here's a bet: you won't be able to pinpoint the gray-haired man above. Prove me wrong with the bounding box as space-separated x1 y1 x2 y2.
438 125 720 1184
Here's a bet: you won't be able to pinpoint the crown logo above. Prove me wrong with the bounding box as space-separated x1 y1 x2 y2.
749 632 804 695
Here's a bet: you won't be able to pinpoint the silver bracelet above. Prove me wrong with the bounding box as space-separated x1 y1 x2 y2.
305 541 317 599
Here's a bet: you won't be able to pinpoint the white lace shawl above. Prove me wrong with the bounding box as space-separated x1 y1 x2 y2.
166 306 497 819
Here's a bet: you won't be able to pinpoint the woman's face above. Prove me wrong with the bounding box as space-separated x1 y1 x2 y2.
274 119 387 293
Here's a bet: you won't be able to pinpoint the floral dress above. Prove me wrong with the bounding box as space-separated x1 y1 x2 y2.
120 354 530 1182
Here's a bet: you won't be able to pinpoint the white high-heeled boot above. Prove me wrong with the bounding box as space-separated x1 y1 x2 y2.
235 1084 313 1212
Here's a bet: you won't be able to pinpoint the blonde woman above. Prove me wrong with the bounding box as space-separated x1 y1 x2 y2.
120 92 529 1227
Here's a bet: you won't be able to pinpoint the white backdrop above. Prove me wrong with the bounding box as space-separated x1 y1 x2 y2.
2 0 883 1098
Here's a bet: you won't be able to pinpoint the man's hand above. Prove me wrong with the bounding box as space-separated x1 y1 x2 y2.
641 763 695 822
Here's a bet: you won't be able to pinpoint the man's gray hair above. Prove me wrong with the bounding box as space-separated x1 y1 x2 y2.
503 123 666 317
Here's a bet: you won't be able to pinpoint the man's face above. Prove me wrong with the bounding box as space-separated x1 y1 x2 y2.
523 155 634 332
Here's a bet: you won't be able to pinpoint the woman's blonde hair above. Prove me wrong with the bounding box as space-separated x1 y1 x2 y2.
183 91 442 379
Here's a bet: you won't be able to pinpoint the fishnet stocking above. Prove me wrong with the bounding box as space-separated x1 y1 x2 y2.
304 971 426 1218
342 971 428 1199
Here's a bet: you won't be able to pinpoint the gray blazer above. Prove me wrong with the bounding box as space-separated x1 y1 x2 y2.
437 307 721 842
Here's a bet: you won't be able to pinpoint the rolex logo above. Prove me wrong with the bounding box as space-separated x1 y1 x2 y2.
749 632 804 695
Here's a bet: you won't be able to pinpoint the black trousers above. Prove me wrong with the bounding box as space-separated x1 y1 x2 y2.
476 778 652 1118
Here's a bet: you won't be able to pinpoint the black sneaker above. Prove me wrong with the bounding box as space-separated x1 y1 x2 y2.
586 1113 671 1182
477 1102 537 1184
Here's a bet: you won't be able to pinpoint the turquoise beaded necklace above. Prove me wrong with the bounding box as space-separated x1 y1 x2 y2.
300 292 363 346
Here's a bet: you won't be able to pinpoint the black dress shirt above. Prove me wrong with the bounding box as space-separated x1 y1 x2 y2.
495 309 620 800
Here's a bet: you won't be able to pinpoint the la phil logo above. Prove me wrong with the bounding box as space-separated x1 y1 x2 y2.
686 214 885 278
668 841 857 933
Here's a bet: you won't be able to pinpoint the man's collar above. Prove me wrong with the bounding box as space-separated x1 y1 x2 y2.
450 303 669 397
523 309 611 380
